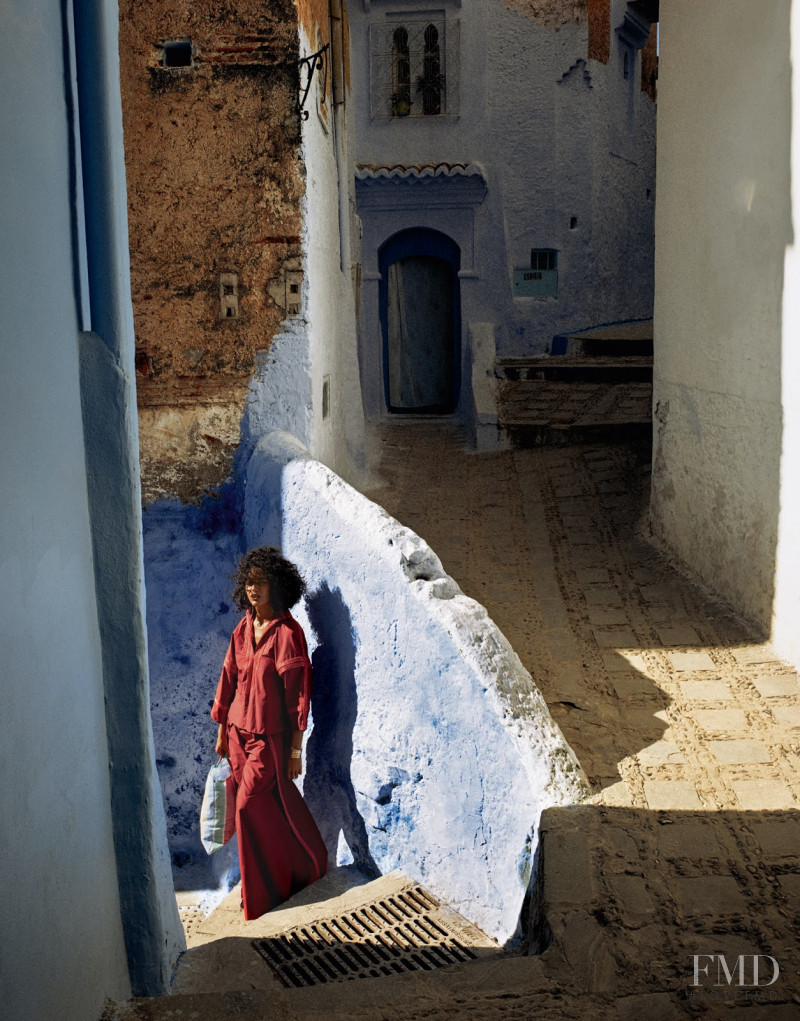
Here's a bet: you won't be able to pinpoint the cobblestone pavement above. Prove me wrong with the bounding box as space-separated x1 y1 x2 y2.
361 421 800 1016
113 423 800 1021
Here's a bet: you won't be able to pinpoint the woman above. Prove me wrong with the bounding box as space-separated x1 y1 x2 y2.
211 546 327 919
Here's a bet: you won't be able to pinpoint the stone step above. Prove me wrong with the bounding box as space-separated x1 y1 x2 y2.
568 336 653 358
172 870 500 997
103 870 544 1021
497 379 652 447
502 420 652 448
101 954 599 1021
102 814 691 1019
497 357 653 383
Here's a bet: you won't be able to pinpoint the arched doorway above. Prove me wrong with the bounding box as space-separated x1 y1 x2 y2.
379 228 461 414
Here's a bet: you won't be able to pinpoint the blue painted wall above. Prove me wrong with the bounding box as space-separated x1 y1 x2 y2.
0 1 182 1016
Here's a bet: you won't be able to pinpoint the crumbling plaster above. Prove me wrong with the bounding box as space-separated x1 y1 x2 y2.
121 0 366 501
499 0 587 28
588 0 610 62
120 2 303 381
119 1 307 501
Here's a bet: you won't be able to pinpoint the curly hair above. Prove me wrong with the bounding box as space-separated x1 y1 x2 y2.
231 546 307 613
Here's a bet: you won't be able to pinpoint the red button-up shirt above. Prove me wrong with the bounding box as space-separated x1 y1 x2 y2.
211 610 312 735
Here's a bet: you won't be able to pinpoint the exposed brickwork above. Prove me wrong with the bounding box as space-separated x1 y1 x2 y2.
119 1 312 500
641 22 658 100
497 0 587 29
587 0 610 63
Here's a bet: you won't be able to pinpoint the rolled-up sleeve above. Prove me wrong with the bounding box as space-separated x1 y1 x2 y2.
211 635 238 727
275 625 313 731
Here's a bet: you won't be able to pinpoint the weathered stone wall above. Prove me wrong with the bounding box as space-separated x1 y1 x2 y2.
499 0 587 29
588 0 610 62
119 0 306 501
641 22 657 100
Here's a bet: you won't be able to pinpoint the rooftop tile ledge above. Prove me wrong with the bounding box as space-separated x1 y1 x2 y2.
243 431 589 943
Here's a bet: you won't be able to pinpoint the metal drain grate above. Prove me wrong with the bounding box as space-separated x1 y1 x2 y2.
252 885 482 987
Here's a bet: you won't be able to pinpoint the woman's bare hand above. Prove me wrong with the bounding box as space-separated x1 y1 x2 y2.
215 724 228 757
287 753 302 781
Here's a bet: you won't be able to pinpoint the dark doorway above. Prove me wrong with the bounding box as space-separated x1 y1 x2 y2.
379 228 461 414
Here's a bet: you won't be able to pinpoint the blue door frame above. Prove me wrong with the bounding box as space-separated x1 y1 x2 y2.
379 228 462 414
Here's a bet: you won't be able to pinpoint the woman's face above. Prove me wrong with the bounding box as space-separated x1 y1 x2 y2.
245 570 271 614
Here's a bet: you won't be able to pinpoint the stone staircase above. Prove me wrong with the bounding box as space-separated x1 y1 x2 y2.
100 814 700 1020
496 321 653 448
101 870 522 1021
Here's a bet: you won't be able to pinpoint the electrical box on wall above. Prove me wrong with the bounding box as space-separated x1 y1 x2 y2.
219 273 239 319
513 268 558 298
514 249 558 298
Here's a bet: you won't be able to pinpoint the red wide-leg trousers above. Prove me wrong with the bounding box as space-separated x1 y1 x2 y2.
227 724 327 920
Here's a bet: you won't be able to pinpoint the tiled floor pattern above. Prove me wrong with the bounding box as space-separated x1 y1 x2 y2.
122 423 800 1020
362 421 800 1015
365 423 800 814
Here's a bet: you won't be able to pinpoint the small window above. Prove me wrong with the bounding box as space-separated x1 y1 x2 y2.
162 40 192 68
420 24 442 116
373 17 455 119
392 27 412 117
531 249 557 271
219 272 239 319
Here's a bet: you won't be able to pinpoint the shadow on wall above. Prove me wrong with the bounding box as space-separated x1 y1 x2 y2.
243 432 589 943
142 501 243 898
304 582 380 877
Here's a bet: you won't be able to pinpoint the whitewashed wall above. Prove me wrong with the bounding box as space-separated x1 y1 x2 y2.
0 0 182 1016
349 0 656 422
243 431 588 942
245 24 367 487
772 0 800 667
652 1 791 636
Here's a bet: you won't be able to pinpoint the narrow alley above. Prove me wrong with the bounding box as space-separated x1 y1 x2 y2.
111 427 800 1019
362 423 800 1014
367 424 800 815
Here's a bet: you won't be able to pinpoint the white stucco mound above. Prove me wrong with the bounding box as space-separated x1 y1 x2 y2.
244 432 588 942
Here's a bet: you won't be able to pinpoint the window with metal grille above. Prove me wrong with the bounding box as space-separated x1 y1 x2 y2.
391 27 411 116
371 17 458 119
421 24 442 115
531 249 557 271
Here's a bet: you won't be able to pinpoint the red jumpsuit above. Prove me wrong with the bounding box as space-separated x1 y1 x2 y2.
211 610 327 919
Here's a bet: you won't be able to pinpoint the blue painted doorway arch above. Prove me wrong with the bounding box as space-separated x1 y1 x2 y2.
379 228 461 414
